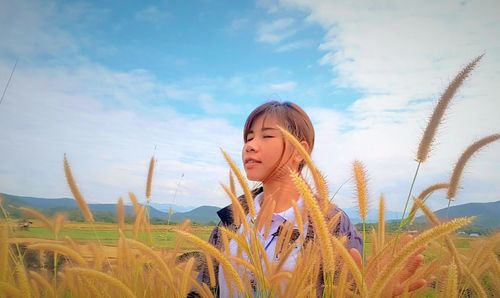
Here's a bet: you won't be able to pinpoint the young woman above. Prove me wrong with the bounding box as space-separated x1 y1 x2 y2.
192 101 362 297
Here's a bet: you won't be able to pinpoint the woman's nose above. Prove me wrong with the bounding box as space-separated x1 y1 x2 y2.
245 141 257 153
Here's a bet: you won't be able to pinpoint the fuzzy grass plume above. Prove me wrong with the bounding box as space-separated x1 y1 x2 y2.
63 155 94 223
448 133 500 199
416 55 483 163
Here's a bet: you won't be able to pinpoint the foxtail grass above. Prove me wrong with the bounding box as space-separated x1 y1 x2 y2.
67 268 135 298
63 155 94 223
221 149 256 219
279 126 330 211
117 197 125 232
372 217 474 297
447 133 500 200
398 55 483 244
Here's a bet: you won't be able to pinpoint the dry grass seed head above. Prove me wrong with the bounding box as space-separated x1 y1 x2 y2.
448 133 500 199
0 281 22 297
378 194 385 248
353 160 369 221
371 217 474 297
67 268 135 298
53 213 66 236
128 192 140 216
221 183 249 233
16 262 31 298
117 197 125 232
175 229 245 293
221 149 256 218
279 126 330 211
29 270 55 298
416 54 483 162
28 243 87 267
290 171 335 273
146 156 155 200
63 155 94 222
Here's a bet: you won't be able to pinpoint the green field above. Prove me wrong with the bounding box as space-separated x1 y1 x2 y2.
11 222 213 249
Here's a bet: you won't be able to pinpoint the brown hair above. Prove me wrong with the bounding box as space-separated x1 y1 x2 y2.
243 101 315 173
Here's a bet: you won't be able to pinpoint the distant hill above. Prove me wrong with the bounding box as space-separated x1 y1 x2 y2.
414 200 500 228
149 202 197 213
168 206 221 225
0 193 220 225
3 192 497 229
343 207 402 224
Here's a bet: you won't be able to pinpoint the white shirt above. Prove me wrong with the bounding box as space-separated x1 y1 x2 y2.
218 192 305 297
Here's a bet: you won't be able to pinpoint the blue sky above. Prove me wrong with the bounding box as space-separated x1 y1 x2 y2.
1 0 499 213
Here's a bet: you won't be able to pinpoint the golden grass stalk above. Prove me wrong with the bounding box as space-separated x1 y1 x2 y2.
378 194 385 248
205 254 217 288
448 133 500 199
353 160 368 221
418 183 449 201
0 281 21 297
19 207 53 231
146 156 155 200
28 243 87 267
29 270 55 298
330 236 367 296
117 197 125 232
128 192 140 216
133 206 145 239
460 262 489 298
221 149 255 218
254 195 275 238
443 262 458 298
371 216 474 297
219 227 250 255
290 171 335 273
269 271 292 285
66 268 135 298
228 256 257 274
229 170 236 197
279 126 330 210
221 183 249 232
405 183 449 226
63 155 94 222
175 230 245 293
53 213 66 237
291 199 304 238
180 257 195 296
125 237 175 286
30 279 39 298
0 225 9 281
16 262 31 298
416 54 483 162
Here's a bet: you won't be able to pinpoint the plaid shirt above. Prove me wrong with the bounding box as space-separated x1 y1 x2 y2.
188 187 363 297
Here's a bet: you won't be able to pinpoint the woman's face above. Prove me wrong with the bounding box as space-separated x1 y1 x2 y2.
242 114 296 182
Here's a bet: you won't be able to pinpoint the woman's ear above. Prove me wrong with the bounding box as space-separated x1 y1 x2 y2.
293 140 310 164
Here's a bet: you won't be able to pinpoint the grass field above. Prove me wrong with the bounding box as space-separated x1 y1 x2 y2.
8 220 213 249
9 220 478 255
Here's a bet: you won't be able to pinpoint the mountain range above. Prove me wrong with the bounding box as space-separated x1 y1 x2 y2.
1 192 498 228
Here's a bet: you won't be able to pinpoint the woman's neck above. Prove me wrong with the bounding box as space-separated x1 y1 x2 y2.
262 176 300 213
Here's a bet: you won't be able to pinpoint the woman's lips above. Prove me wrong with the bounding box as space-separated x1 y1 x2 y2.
244 158 261 167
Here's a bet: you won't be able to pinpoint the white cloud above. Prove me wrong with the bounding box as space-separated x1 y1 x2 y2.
256 18 297 44
0 60 246 207
0 0 77 57
269 81 297 92
268 0 500 211
275 39 313 52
